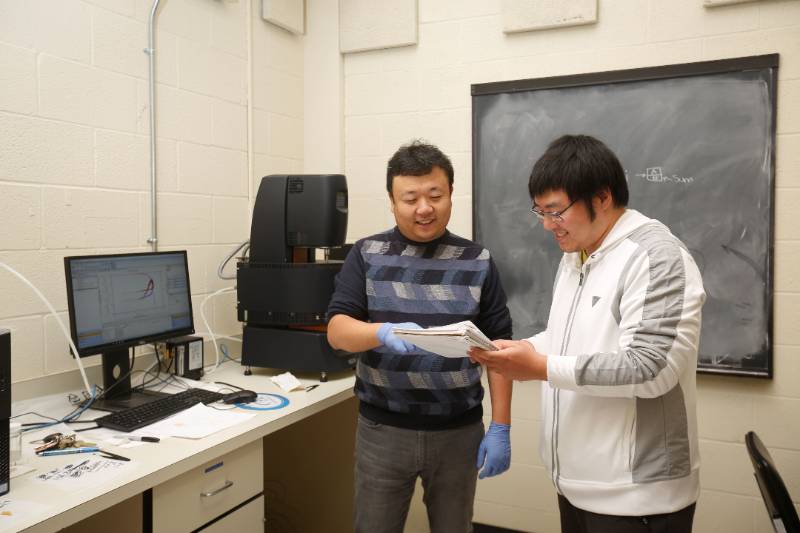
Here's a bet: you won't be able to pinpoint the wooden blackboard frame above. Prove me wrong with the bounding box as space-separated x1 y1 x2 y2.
472 54 778 378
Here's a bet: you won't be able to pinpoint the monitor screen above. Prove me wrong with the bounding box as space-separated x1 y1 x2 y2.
64 251 194 356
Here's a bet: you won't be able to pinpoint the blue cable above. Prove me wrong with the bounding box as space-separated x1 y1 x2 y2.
220 343 231 363
219 342 241 364
22 385 98 433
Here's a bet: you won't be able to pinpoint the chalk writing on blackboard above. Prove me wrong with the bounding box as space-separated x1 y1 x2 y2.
637 167 695 184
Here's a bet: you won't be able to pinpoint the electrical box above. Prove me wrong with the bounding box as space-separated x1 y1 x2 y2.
165 336 204 381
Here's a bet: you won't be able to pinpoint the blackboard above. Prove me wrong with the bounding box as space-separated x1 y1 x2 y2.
472 55 778 377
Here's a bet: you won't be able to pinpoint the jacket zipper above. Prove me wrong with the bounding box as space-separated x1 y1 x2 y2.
551 265 589 493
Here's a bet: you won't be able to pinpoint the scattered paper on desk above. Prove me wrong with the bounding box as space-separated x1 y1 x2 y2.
393 321 499 358
0 498 50 528
142 403 255 439
33 458 129 490
271 371 303 392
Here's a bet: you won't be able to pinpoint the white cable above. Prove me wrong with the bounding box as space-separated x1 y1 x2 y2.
0 262 92 396
198 286 236 374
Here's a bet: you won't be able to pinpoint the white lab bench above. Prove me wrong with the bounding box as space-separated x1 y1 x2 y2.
5 361 357 533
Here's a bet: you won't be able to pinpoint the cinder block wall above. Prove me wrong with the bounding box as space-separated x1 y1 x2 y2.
1 1 798 532
0 0 303 384
336 1 800 532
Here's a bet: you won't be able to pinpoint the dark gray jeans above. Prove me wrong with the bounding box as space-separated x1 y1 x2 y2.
354 415 484 533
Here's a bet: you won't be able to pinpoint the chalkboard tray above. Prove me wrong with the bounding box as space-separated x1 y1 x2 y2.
472 54 777 377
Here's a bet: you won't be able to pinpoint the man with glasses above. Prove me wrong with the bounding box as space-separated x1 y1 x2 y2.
470 135 705 533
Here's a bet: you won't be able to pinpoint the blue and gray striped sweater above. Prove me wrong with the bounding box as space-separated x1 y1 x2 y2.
327 227 512 430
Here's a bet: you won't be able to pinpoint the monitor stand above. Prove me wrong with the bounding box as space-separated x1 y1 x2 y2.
90 347 170 413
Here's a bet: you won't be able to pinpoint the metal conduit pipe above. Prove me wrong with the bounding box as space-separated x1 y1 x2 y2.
145 0 162 251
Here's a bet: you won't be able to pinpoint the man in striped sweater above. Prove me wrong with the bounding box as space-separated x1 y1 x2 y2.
327 140 514 533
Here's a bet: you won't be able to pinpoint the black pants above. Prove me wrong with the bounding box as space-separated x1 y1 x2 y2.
558 495 696 533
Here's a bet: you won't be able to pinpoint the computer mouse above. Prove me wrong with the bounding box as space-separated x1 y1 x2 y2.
222 390 258 404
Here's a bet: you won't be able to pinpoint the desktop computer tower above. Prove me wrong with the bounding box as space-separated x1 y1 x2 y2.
0 329 10 495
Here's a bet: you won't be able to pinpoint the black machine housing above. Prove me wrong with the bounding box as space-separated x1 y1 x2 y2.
237 175 357 380
0 330 10 496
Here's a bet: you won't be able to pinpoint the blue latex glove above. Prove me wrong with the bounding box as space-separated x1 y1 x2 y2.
477 421 511 479
376 322 421 354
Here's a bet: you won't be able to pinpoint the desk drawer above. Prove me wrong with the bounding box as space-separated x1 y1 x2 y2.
152 440 263 533
200 494 264 532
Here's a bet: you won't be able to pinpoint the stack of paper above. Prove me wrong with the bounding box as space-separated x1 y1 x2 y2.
392 321 498 358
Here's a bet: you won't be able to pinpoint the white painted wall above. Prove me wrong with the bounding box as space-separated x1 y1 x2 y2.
303 0 343 174
0 0 303 389
1 0 799 531
334 1 800 532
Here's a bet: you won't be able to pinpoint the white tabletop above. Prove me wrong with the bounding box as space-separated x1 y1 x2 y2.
6 362 355 533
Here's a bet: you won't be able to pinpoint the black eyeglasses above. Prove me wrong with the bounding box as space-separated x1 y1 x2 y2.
530 199 577 223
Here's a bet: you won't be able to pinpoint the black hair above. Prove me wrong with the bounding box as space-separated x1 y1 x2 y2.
386 140 454 194
528 134 628 220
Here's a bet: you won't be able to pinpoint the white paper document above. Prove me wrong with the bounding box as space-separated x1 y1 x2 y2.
392 321 499 358
32 458 129 491
270 371 303 392
141 403 255 439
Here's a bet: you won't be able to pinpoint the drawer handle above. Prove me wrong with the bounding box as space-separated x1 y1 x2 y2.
201 480 234 498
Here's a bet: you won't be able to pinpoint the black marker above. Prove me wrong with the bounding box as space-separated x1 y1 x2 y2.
127 435 160 443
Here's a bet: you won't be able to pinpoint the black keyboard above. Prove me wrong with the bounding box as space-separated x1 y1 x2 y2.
94 388 224 432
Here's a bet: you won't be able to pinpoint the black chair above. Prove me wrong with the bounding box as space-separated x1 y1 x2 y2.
745 431 800 533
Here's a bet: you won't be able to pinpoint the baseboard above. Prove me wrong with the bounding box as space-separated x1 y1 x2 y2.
473 523 524 533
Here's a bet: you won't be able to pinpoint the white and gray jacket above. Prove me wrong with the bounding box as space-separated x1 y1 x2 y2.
528 209 705 516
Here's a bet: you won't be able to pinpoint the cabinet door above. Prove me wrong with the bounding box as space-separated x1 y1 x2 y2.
263 397 357 532
60 494 143 533
200 495 264 533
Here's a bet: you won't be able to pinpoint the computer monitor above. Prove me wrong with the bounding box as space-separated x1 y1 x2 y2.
64 251 194 411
